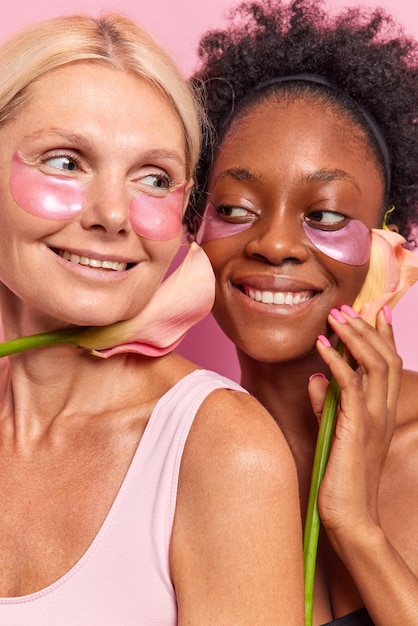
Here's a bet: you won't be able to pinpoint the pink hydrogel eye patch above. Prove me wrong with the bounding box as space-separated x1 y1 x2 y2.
196 202 253 244
302 219 371 265
197 202 371 265
129 182 186 240
10 151 86 220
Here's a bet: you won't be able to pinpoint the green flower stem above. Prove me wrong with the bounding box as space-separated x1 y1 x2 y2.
303 376 341 625
303 340 346 626
0 329 83 357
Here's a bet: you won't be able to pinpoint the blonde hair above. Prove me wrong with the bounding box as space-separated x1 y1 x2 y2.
0 13 202 178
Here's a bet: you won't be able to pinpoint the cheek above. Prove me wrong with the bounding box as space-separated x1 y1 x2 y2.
337 263 370 305
196 203 253 244
129 183 186 241
201 238 234 275
303 219 371 265
10 151 86 220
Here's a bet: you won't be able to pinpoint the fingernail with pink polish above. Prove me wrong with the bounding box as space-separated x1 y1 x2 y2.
309 372 327 382
340 304 359 319
329 308 347 323
317 334 332 347
383 305 392 324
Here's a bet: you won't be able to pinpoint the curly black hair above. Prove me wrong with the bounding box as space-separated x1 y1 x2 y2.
185 0 418 246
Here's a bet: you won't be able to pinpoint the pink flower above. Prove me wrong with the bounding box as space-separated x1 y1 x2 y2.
77 242 215 357
304 227 418 625
352 229 418 325
0 243 215 359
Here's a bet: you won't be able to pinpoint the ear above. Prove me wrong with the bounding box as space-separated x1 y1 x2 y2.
386 223 399 233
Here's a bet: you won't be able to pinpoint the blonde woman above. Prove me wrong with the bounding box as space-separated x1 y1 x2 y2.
0 13 303 625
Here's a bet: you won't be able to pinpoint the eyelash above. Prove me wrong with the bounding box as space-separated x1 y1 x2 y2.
41 151 82 170
305 210 349 227
142 171 173 189
216 205 254 219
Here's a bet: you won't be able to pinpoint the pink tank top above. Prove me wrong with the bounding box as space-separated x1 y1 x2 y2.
0 369 245 625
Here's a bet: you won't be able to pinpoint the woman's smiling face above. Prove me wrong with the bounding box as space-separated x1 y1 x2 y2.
201 96 385 363
0 61 190 331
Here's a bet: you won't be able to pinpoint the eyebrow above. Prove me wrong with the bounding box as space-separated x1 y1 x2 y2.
217 167 260 183
217 166 360 191
142 149 186 168
22 129 186 168
303 168 360 190
23 128 92 150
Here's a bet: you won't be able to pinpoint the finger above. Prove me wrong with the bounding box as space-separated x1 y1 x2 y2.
374 306 402 414
308 372 329 424
329 306 402 417
323 314 399 436
332 306 395 365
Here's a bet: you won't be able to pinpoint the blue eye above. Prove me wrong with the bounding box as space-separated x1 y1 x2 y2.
140 173 171 190
44 156 79 171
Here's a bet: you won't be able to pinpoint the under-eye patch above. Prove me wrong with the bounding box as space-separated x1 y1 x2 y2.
196 202 371 265
196 203 253 244
10 151 86 220
129 182 186 240
302 219 371 265
10 150 186 240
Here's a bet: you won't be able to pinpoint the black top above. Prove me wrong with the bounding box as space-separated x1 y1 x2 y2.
322 608 374 626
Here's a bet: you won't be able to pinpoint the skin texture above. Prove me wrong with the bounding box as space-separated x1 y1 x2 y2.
201 96 418 624
0 62 304 624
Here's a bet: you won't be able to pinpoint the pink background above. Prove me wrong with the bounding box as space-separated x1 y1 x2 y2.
2 0 417 380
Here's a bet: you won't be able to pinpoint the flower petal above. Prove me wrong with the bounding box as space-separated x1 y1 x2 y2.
352 229 418 326
77 242 215 358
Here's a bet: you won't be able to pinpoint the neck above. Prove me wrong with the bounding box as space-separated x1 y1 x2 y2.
237 348 329 514
0 342 159 446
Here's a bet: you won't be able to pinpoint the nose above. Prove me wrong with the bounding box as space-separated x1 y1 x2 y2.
244 210 310 265
80 173 130 236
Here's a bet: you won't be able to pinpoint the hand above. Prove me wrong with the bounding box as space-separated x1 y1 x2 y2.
308 305 402 548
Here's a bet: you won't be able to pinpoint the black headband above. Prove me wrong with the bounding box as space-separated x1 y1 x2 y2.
254 73 391 190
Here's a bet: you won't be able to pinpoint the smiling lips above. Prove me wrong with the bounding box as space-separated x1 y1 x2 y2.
242 285 315 305
57 249 127 271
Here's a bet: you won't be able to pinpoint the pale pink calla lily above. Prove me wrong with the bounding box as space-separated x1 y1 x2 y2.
304 227 418 626
0 243 215 359
352 228 418 325
77 242 215 357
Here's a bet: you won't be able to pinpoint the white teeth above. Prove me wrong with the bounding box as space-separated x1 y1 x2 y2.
59 250 126 271
261 291 274 304
274 292 285 305
247 288 311 306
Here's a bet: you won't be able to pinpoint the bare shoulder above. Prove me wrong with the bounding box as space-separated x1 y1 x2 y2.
170 386 304 624
184 386 297 482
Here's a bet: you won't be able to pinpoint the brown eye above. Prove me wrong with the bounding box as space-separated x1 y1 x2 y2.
306 210 348 228
217 205 255 220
